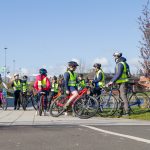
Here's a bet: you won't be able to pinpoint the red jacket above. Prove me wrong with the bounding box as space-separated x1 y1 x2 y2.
34 75 51 92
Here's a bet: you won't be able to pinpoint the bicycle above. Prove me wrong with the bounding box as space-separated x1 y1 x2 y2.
0 94 8 110
47 91 61 112
37 91 47 116
20 91 28 110
50 87 99 119
127 83 150 114
107 83 150 116
88 86 118 117
20 91 38 110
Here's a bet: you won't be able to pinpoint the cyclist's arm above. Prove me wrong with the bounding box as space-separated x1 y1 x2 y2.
111 63 123 83
33 78 39 91
64 72 70 91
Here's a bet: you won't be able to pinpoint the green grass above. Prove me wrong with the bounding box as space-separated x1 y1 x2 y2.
121 108 150 120
128 112 150 120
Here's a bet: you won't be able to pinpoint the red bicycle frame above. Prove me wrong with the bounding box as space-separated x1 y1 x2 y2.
56 88 88 107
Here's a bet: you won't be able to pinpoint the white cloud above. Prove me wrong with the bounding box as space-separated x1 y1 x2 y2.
93 57 109 66
92 57 113 73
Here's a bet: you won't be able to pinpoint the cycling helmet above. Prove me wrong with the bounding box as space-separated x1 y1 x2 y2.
39 68 47 75
93 63 101 69
23 75 28 79
14 73 19 77
68 61 79 67
113 52 122 58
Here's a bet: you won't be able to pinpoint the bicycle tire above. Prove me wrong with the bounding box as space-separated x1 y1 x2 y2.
38 95 44 116
98 94 118 117
31 95 38 110
21 96 27 110
128 92 150 114
50 95 67 117
72 95 99 119
1 98 8 110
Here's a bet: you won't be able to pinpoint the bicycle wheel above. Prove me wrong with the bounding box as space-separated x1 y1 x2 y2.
50 95 67 117
21 96 27 110
38 95 44 116
128 92 150 114
98 94 118 117
1 98 8 110
72 95 99 119
31 95 38 110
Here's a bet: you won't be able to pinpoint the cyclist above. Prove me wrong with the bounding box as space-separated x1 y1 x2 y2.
107 52 130 116
34 68 51 115
21 75 29 93
78 74 86 90
92 63 105 96
11 73 22 110
63 61 79 109
48 76 59 107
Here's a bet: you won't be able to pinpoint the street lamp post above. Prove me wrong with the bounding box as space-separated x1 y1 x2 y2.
4 48 7 82
13 59 16 74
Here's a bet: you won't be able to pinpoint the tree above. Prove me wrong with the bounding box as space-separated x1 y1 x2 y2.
138 0 150 77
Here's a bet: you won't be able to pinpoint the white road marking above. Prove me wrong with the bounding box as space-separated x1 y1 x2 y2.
81 125 150 144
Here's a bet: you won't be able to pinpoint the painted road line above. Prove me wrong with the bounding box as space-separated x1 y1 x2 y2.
81 125 150 144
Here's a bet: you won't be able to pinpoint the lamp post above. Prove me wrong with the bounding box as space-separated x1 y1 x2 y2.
4 48 7 82
13 59 16 74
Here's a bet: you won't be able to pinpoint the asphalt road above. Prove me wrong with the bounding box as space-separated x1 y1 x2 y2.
0 97 150 150
0 125 150 150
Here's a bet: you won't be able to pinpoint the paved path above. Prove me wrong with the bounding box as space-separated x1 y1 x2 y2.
0 108 150 126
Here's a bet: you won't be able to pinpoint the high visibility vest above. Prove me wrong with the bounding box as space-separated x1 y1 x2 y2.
68 71 77 87
116 62 129 83
78 79 86 89
95 69 105 88
51 83 59 92
14 80 21 90
22 82 28 92
38 77 47 89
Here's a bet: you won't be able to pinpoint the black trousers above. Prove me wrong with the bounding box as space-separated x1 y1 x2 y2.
14 90 21 108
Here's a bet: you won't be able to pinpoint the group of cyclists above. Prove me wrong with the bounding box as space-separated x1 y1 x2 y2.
2 52 131 117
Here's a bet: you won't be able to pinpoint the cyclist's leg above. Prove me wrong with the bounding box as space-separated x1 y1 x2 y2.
119 83 129 115
49 91 55 104
14 90 19 110
64 87 78 109
17 91 21 109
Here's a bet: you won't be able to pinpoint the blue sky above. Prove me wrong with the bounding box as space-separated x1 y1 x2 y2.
0 0 148 76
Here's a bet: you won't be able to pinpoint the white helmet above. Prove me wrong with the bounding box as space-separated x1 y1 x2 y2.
14 73 19 77
113 52 122 58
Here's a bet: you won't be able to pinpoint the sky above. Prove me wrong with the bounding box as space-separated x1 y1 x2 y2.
0 0 148 76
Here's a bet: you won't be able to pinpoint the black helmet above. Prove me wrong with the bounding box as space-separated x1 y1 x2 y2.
68 61 79 67
23 75 28 79
93 63 101 69
113 52 122 58
39 68 47 75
